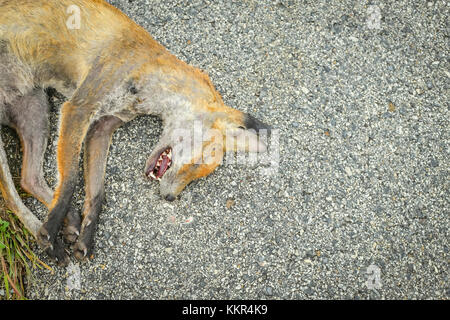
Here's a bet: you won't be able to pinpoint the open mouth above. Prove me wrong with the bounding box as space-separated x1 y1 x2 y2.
145 147 172 181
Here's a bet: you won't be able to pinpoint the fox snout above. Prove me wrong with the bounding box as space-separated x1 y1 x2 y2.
145 148 217 201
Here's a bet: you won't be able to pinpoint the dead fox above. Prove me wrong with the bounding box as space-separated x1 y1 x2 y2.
0 0 270 265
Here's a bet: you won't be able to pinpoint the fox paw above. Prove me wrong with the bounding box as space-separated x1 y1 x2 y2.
36 225 52 250
63 209 81 244
73 241 91 261
63 225 80 244
36 226 69 266
73 218 96 261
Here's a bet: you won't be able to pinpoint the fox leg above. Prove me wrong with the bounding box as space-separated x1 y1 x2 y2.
0 130 70 264
73 116 123 261
4 90 54 206
6 90 81 245
2 91 69 265
37 101 95 259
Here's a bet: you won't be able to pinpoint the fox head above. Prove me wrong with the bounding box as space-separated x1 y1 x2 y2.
132 58 271 201
144 103 271 201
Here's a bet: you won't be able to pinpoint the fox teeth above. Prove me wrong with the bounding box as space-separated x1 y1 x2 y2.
147 147 172 181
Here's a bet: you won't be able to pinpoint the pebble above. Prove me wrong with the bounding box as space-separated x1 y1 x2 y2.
345 167 353 176
301 86 310 95
264 286 274 296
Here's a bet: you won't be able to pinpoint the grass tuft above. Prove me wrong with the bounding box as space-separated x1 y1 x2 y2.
0 204 52 300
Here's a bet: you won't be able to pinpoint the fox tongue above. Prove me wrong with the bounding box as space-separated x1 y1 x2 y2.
156 155 170 179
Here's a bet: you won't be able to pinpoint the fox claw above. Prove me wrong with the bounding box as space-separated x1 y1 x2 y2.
73 241 89 261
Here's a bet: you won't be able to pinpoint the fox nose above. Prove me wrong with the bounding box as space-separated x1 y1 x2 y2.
164 194 176 202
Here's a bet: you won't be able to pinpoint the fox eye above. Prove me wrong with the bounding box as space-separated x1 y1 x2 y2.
129 85 138 95
238 126 246 130
127 80 138 95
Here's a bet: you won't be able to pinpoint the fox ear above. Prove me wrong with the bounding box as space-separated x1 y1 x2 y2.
227 127 268 152
220 110 271 152
238 113 271 152
243 113 272 133
233 128 267 152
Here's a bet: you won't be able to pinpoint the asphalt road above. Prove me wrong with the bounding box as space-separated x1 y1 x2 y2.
2 0 448 299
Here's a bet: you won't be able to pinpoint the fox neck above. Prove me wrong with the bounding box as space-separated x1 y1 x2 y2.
134 61 225 128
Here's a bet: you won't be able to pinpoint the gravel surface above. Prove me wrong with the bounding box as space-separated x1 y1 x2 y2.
1 0 448 299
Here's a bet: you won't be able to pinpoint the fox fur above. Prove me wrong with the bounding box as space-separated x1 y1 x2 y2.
0 0 270 264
